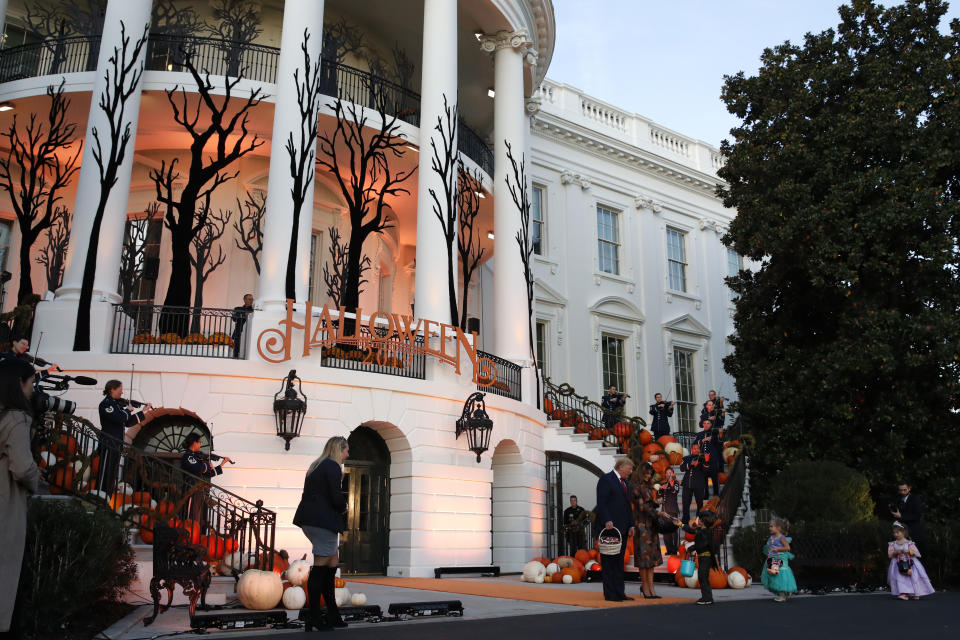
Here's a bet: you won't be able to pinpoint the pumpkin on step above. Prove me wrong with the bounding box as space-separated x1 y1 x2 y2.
574 549 590 564
638 429 653 446
285 555 311 587
237 569 283 610
522 561 547 583
282 585 307 610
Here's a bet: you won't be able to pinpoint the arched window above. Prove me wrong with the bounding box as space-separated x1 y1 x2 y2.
131 410 212 460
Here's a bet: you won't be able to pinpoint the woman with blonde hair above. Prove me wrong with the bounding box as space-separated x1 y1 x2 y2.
293 436 349 631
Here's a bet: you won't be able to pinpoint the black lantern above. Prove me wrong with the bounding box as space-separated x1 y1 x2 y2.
274 369 307 450
456 392 493 463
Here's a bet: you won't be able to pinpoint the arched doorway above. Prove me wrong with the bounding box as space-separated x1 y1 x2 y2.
131 409 212 461
341 425 390 575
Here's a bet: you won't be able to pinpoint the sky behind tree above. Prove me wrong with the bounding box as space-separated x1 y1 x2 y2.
548 0 960 148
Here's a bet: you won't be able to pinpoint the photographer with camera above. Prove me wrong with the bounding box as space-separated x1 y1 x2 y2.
98 380 153 495
0 359 41 633
0 336 59 381
601 385 628 431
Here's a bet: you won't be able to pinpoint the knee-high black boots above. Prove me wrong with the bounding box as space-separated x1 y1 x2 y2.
303 566 331 632
320 567 348 628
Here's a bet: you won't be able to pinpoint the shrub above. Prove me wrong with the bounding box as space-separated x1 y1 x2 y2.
768 460 874 523
14 498 137 638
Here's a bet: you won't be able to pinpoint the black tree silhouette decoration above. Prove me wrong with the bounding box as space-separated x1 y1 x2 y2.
428 94 460 325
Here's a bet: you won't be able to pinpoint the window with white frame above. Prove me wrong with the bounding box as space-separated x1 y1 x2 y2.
667 227 687 292
0 220 10 273
308 232 324 305
532 185 545 256
535 320 549 376
601 334 626 392
726 248 742 300
673 347 697 432
597 205 620 275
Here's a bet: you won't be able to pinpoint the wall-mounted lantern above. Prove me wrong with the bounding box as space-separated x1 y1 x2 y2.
274 369 306 450
456 392 493 463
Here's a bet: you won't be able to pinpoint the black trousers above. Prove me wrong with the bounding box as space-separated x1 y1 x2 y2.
566 531 586 556
698 553 714 602
682 482 706 523
661 515 679 556
601 548 626 600
97 431 124 496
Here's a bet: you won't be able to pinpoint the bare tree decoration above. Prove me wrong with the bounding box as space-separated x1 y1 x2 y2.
24 0 106 73
505 140 540 403
285 29 323 300
233 188 265 274
428 94 460 324
74 22 148 351
189 206 229 333
0 80 81 304
152 0 204 40
456 164 485 330
118 204 153 305
207 0 263 77
150 54 264 328
322 226 370 308
320 17 366 95
315 86 416 314
36 206 71 293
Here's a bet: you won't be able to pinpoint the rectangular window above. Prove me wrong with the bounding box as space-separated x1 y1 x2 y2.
667 227 687 292
119 217 162 305
308 232 323 305
532 185 544 255
601 334 625 393
535 320 548 376
597 205 620 275
673 347 696 433
0 220 11 273
726 248 742 300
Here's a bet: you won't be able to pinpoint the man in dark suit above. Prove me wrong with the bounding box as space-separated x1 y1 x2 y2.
595 457 636 601
693 419 723 496
891 481 924 554
680 443 707 523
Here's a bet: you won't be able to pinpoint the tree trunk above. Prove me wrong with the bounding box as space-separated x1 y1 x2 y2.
190 263 204 334
16 232 35 305
160 225 193 336
285 211 300 301
459 265 471 330
446 242 457 327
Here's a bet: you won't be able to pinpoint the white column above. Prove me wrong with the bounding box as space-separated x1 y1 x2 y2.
0 0 9 37
481 30 535 362
58 0 152 300
259 0 325 307
413 0 457 323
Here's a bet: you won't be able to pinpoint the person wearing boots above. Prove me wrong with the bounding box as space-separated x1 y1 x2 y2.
293 436 350 631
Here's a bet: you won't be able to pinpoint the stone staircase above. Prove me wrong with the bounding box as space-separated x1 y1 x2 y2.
542 418 622 470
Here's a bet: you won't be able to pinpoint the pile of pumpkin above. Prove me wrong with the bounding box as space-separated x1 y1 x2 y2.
234 556 368 612
666 546 753 590
521 553 593 584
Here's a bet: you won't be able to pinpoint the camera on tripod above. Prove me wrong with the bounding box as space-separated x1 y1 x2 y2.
33 373 98 415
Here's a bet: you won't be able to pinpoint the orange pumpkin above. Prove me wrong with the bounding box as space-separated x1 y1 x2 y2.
553 572 565 583
657 435 677 447
574 419 590 434
674 570 686 587
718 472 729 485
543 397 554 415
334 577 346 588
559 568 581 583
612 422 634 438
709 567 728 589
574 549 590 565
110 492 134 511
533 557 551 568
140 516 155 544
154 500 176 518
272 551 291 575
48 466 76 494
652 457 670 476
668 451 683 466
131 491 153 508
642 443 662 458
588 549 599 560
201 535 227 561
728 566 750 582
172 519 201 545
52 434 78 459
637 429 653 446
589 427 609 440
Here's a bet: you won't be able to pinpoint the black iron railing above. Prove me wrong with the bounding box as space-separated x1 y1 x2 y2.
111 303 251 358
0 35 100 81
317 320 427 380
543 377 648 454
476 351 521 401
0 33 494 174
32 412 277 572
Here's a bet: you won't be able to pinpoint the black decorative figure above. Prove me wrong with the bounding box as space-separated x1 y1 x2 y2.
36 205 71 293
456 164 485 330
428 94 460 325
233 189 265 274
189 207 229 333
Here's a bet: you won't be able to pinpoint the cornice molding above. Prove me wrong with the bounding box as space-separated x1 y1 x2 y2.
559 169 590 190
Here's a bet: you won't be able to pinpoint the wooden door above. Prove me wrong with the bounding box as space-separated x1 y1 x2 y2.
340 463 389 574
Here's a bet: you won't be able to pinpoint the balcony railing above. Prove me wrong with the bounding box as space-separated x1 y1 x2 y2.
111 303 252 359
316 320 427 380
0 33 494 173
477 351 522 401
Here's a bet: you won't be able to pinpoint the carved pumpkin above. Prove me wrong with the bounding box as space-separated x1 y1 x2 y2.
282 585 307 610
286 556 312 587
657 435 677 447
638 429 653 446
237 569 283 610
522 561 547 583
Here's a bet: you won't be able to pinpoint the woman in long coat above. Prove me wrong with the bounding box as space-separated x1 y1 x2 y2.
631 461 663 599
0 358 41 632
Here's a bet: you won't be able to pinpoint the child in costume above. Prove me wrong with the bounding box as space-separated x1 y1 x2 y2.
888 521 934 600
678 510 720 605
761 516 797 602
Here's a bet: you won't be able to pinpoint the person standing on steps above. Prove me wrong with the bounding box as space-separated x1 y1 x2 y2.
595 456 636 602
294 436 350 632
98 380 153 496
648 393 675 439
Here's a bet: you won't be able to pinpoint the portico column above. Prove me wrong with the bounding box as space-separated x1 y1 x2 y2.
413 0 457 323
259 0 325 307
58 0 152 301
481 30 535 362
0 0 9 38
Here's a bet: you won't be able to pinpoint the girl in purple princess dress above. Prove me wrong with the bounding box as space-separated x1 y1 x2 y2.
888 521 934 600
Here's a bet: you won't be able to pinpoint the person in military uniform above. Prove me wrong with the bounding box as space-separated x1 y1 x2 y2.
0 336 58 380
680 442 707 523
693 418 723 496
562 495 587 555
180 432 233 523
98 380 152 495
648 393 675 439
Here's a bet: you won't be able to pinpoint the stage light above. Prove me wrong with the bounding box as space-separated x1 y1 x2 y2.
0 102 14 112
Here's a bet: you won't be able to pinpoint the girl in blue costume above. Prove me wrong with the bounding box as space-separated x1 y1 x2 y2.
761 516 797 602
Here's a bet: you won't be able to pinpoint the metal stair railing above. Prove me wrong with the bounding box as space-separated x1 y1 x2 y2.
31 412 277 573
542 377 648 454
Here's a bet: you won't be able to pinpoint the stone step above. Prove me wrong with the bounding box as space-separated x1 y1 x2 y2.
128 542 237 607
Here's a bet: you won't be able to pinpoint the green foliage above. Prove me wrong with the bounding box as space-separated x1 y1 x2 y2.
14 498 137 638
768 460 874 523
731 522 768 578
718 0 960 520
921 519 960 587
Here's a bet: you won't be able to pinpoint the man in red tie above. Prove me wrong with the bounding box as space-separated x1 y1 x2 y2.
595 457 636 601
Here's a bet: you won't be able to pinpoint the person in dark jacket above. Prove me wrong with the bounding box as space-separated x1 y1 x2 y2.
678 510 720 605
98 380 152 495
180 433 232 524
659 467 681 556
294 436 350 631
891 482 924 554
680 443 707 523
595 456 636 601
230 294 254 358
648 393 674 439
601 386 627 431
693 419 723 496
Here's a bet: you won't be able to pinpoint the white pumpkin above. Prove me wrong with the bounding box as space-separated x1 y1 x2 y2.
561 574 573 584
334 587 351 607
664 442 683 457
220 551 254 575
285 558 312 587
684 574 698 589
39 451 57 468
282 585 307 610
237 569 283 610
723 446 738 461
545 562 560 576
727 571 746 589
534 575 544 584
115 482 134 496
584 560 598 571
350 592 367 606
522 561 546 583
